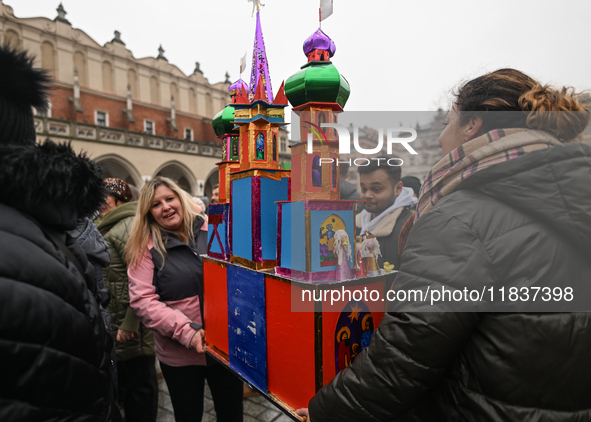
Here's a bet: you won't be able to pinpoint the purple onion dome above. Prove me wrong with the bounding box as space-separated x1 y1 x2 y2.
228 78 248 93
303 28 336 58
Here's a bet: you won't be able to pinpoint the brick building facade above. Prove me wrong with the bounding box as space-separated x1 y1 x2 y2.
0 1 290 196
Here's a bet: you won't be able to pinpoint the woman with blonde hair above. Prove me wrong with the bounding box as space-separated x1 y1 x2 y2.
126 176 242 422
301 69 591 421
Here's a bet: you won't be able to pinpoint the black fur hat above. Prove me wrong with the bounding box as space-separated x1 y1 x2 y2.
0 44 51 146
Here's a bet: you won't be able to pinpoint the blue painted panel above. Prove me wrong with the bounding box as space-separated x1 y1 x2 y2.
231 178 252 261
208 224 221 254
227 265 267 392
311 210 356 272
207 204 229 255
290 201 307 272
280 203 291 268
217 220 227 254
260 177 288 261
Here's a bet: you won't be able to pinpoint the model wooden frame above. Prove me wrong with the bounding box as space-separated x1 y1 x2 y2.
234 103 285 172
291 105 343 201
276 200 358 281
228 168 290 270
204 17 368 418
207 203 231 260
203 257 390 417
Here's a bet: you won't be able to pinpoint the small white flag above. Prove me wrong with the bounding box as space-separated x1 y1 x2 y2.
320 0 333 21
239 53 247 75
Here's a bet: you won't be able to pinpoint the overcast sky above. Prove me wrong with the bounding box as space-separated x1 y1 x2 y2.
12 0 591 115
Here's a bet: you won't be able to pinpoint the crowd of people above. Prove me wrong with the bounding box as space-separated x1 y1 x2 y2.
2 41 591 422
0 44 239 422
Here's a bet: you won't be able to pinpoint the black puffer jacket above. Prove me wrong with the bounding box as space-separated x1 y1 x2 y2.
309 142 591 421
0 141 114 421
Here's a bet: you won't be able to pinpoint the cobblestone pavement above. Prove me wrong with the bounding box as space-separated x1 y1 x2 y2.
156 376 295 422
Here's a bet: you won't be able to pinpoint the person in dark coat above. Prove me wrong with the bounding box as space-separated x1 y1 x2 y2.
299 69 591 421
70 216 119 400
70 217 112 324
400 175 421 198
356 160 415 270
0 44 117 421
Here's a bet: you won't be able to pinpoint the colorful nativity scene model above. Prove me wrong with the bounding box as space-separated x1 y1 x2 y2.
204 5 394 420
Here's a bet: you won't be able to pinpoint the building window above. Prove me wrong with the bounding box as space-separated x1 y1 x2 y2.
4 29 21 49
280 136 287 153
102 61 113 92
145 120 155 135
74 51 87 86
41 41 56 78
184 128 193 141
189 88 197 113
150 76 160 105
33 100 52 118
95 111 108 127
128 68 138 98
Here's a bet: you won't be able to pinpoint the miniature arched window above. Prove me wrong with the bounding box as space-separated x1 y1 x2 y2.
312 155 322 187
102 61 113 92
41 42 56 78
318 111 327 134
256 132 266 160
273 134 277 161
230 136 239 161
74 51 87 86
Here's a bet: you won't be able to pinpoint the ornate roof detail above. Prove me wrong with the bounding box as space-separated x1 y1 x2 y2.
157 45 167 61
249 11 273 103
111 30 125 45
54 3 71 25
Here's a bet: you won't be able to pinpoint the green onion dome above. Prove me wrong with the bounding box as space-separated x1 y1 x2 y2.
285 61 350 108
212 104 237 136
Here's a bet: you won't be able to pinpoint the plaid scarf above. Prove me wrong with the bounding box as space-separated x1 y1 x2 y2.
415 128 562 220
397 129 562 254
